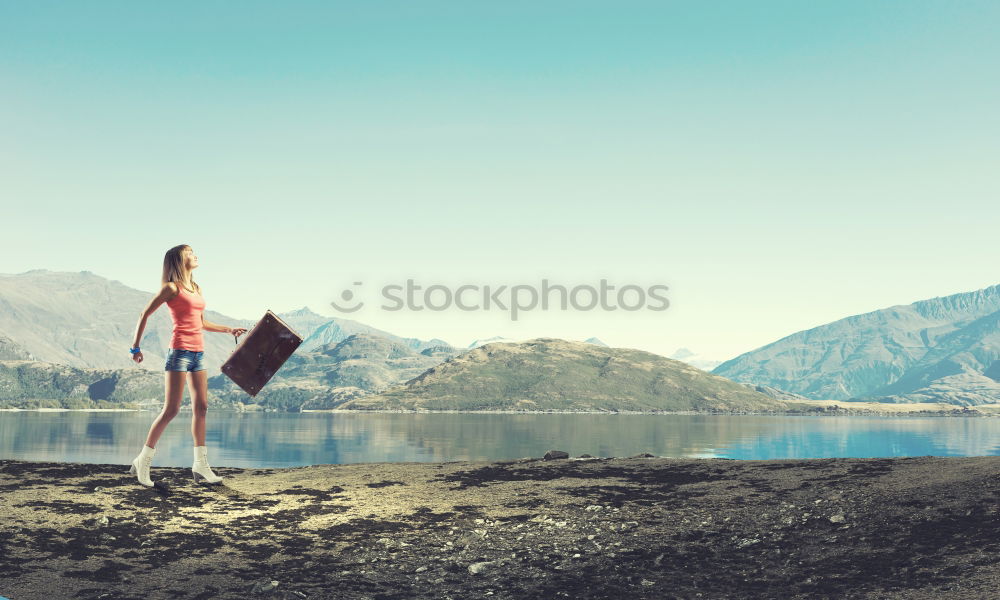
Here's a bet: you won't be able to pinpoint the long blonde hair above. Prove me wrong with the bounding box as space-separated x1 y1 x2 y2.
161 244 200 294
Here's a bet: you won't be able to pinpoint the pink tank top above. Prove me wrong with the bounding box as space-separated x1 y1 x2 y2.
165 283 206 351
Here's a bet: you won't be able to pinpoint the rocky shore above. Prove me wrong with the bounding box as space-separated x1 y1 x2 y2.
4 455 1000 599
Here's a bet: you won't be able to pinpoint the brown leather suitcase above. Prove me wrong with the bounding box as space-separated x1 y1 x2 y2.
221 310 303 396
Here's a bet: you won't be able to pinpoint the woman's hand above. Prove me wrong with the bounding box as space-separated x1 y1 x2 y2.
131 351 143 364
229 327 248 338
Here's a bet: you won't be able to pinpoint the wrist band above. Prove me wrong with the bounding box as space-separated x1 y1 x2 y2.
129 347 141 354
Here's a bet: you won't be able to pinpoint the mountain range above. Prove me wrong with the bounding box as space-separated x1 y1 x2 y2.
4 269 1000 410
669 347 722 371
713 284 1000 405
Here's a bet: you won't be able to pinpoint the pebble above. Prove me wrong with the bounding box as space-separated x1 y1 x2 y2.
468 561 493 575
249 578 279 594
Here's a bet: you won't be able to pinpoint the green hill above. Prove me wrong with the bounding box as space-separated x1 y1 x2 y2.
339 338 790 412
0 360 165 409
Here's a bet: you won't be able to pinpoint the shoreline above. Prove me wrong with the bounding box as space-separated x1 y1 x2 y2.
4 455 1000 599
300 403 993 417
2 403 997 417
0 407 142 412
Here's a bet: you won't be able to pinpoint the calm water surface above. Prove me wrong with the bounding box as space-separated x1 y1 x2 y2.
2 411 1000 468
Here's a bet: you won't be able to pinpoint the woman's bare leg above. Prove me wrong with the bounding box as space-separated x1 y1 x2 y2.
189 370 209 446
144 371 186 448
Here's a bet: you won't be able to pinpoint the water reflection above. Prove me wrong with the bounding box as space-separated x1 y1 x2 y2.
2 412 1000 468
716 416 1000 459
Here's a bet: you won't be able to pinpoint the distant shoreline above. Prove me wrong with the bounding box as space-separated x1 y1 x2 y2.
2 403 998 417
0 407 141 412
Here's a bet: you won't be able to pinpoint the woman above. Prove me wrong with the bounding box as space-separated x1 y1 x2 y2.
127 244 247 487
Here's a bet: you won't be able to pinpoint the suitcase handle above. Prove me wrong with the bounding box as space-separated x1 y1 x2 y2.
232 324 253 348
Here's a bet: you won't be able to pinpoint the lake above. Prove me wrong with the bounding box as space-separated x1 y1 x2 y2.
2 410 1000 468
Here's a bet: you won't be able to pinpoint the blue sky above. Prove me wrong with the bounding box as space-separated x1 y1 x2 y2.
2 1 998 361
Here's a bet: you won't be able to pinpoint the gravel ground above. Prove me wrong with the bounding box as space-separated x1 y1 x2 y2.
3 455 1000 599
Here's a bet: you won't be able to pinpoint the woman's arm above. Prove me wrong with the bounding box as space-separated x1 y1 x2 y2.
202 315 248 336
132 283 177 347
201 316 232 333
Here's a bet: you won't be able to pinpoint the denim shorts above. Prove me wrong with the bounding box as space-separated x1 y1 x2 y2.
164 348 206 372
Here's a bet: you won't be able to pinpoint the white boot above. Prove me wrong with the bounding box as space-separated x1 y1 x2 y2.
128 445 156 487
192 445 223 485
